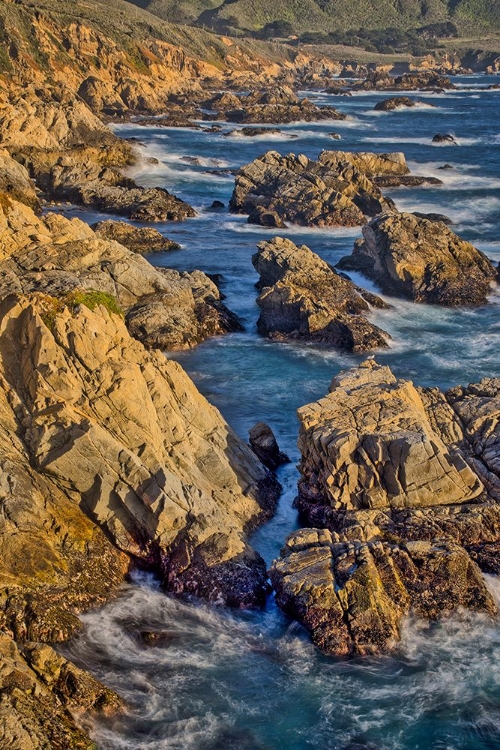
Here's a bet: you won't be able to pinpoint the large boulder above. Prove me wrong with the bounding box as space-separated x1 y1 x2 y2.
0 195 238 350
252 237 390 352
338 212 496 306
230 150 398 228
296 360 483 517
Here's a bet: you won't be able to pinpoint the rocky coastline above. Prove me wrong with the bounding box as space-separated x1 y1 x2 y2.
0 0 500 746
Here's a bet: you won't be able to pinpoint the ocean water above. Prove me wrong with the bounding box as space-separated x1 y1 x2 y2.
62 77 500 749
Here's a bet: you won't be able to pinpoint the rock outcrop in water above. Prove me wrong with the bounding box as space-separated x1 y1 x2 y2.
338 212 496 306
205 86 346 125
249 422 290 471
230 150 401 228
0 196 239 350
252 237 390 351
270 360 500 656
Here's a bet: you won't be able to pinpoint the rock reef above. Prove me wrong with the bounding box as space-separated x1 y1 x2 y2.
230 150 403 228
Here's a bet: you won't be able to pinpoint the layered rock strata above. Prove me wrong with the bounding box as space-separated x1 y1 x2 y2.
92 220 181 253
252 237 390 352
271 360 500 656
338 212 496 306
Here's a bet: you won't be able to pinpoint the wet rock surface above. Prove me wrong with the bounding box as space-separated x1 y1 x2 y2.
249 422 290 471
252 237 390 352
338 212 496 306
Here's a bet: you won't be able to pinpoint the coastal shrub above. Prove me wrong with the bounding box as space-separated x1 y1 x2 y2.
40 291 124 330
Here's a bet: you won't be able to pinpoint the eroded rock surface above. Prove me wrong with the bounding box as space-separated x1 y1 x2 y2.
0 196 238 350
252 237 390 351
230 150 399 228
338 212 496 306
270 360 500 656
249 422 290 471
270 529 494 657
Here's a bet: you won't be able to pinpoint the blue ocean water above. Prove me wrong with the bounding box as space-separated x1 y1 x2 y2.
62 78 500 749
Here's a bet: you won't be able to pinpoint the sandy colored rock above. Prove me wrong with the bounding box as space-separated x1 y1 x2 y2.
297 359 483 515
338 212 496 306
0 293 279 608
252 237 390 352
0 196 237 350
92 220 181 253
0 149 40 212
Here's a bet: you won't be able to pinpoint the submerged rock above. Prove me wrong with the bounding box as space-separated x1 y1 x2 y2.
432 133 458 144
338 212 496 306
252 237 390 351
249 422 290 471
230 150 399 228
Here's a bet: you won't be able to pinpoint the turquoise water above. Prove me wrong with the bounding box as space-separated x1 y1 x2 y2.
62 78 500 749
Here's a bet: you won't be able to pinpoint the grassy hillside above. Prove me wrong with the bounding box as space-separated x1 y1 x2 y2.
129 0 500 33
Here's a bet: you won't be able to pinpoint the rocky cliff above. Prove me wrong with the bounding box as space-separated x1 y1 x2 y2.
0 291 279 745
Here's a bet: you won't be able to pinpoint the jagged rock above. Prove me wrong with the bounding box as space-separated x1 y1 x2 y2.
270 361 500 656
393 72 455 90
374 97 419 111
212 86 346 125
270 529 495 657
373 174 443 187
252 237 389 351
31 157 195 222
296 360 484 518
249 422 290 471
78 76 128 116
338 212 496 306
413 211 452 225
223 127 286 138
0 293 279 608
247 206 286 228
0 196 238 350
126 269 244 350
0 635 122 750
92 220 181 253
230 150 398 228
0 149 40 212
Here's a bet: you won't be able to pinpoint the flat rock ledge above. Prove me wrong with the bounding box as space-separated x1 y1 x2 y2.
252 237 390 352
338 212 496 306
269 360 500 656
